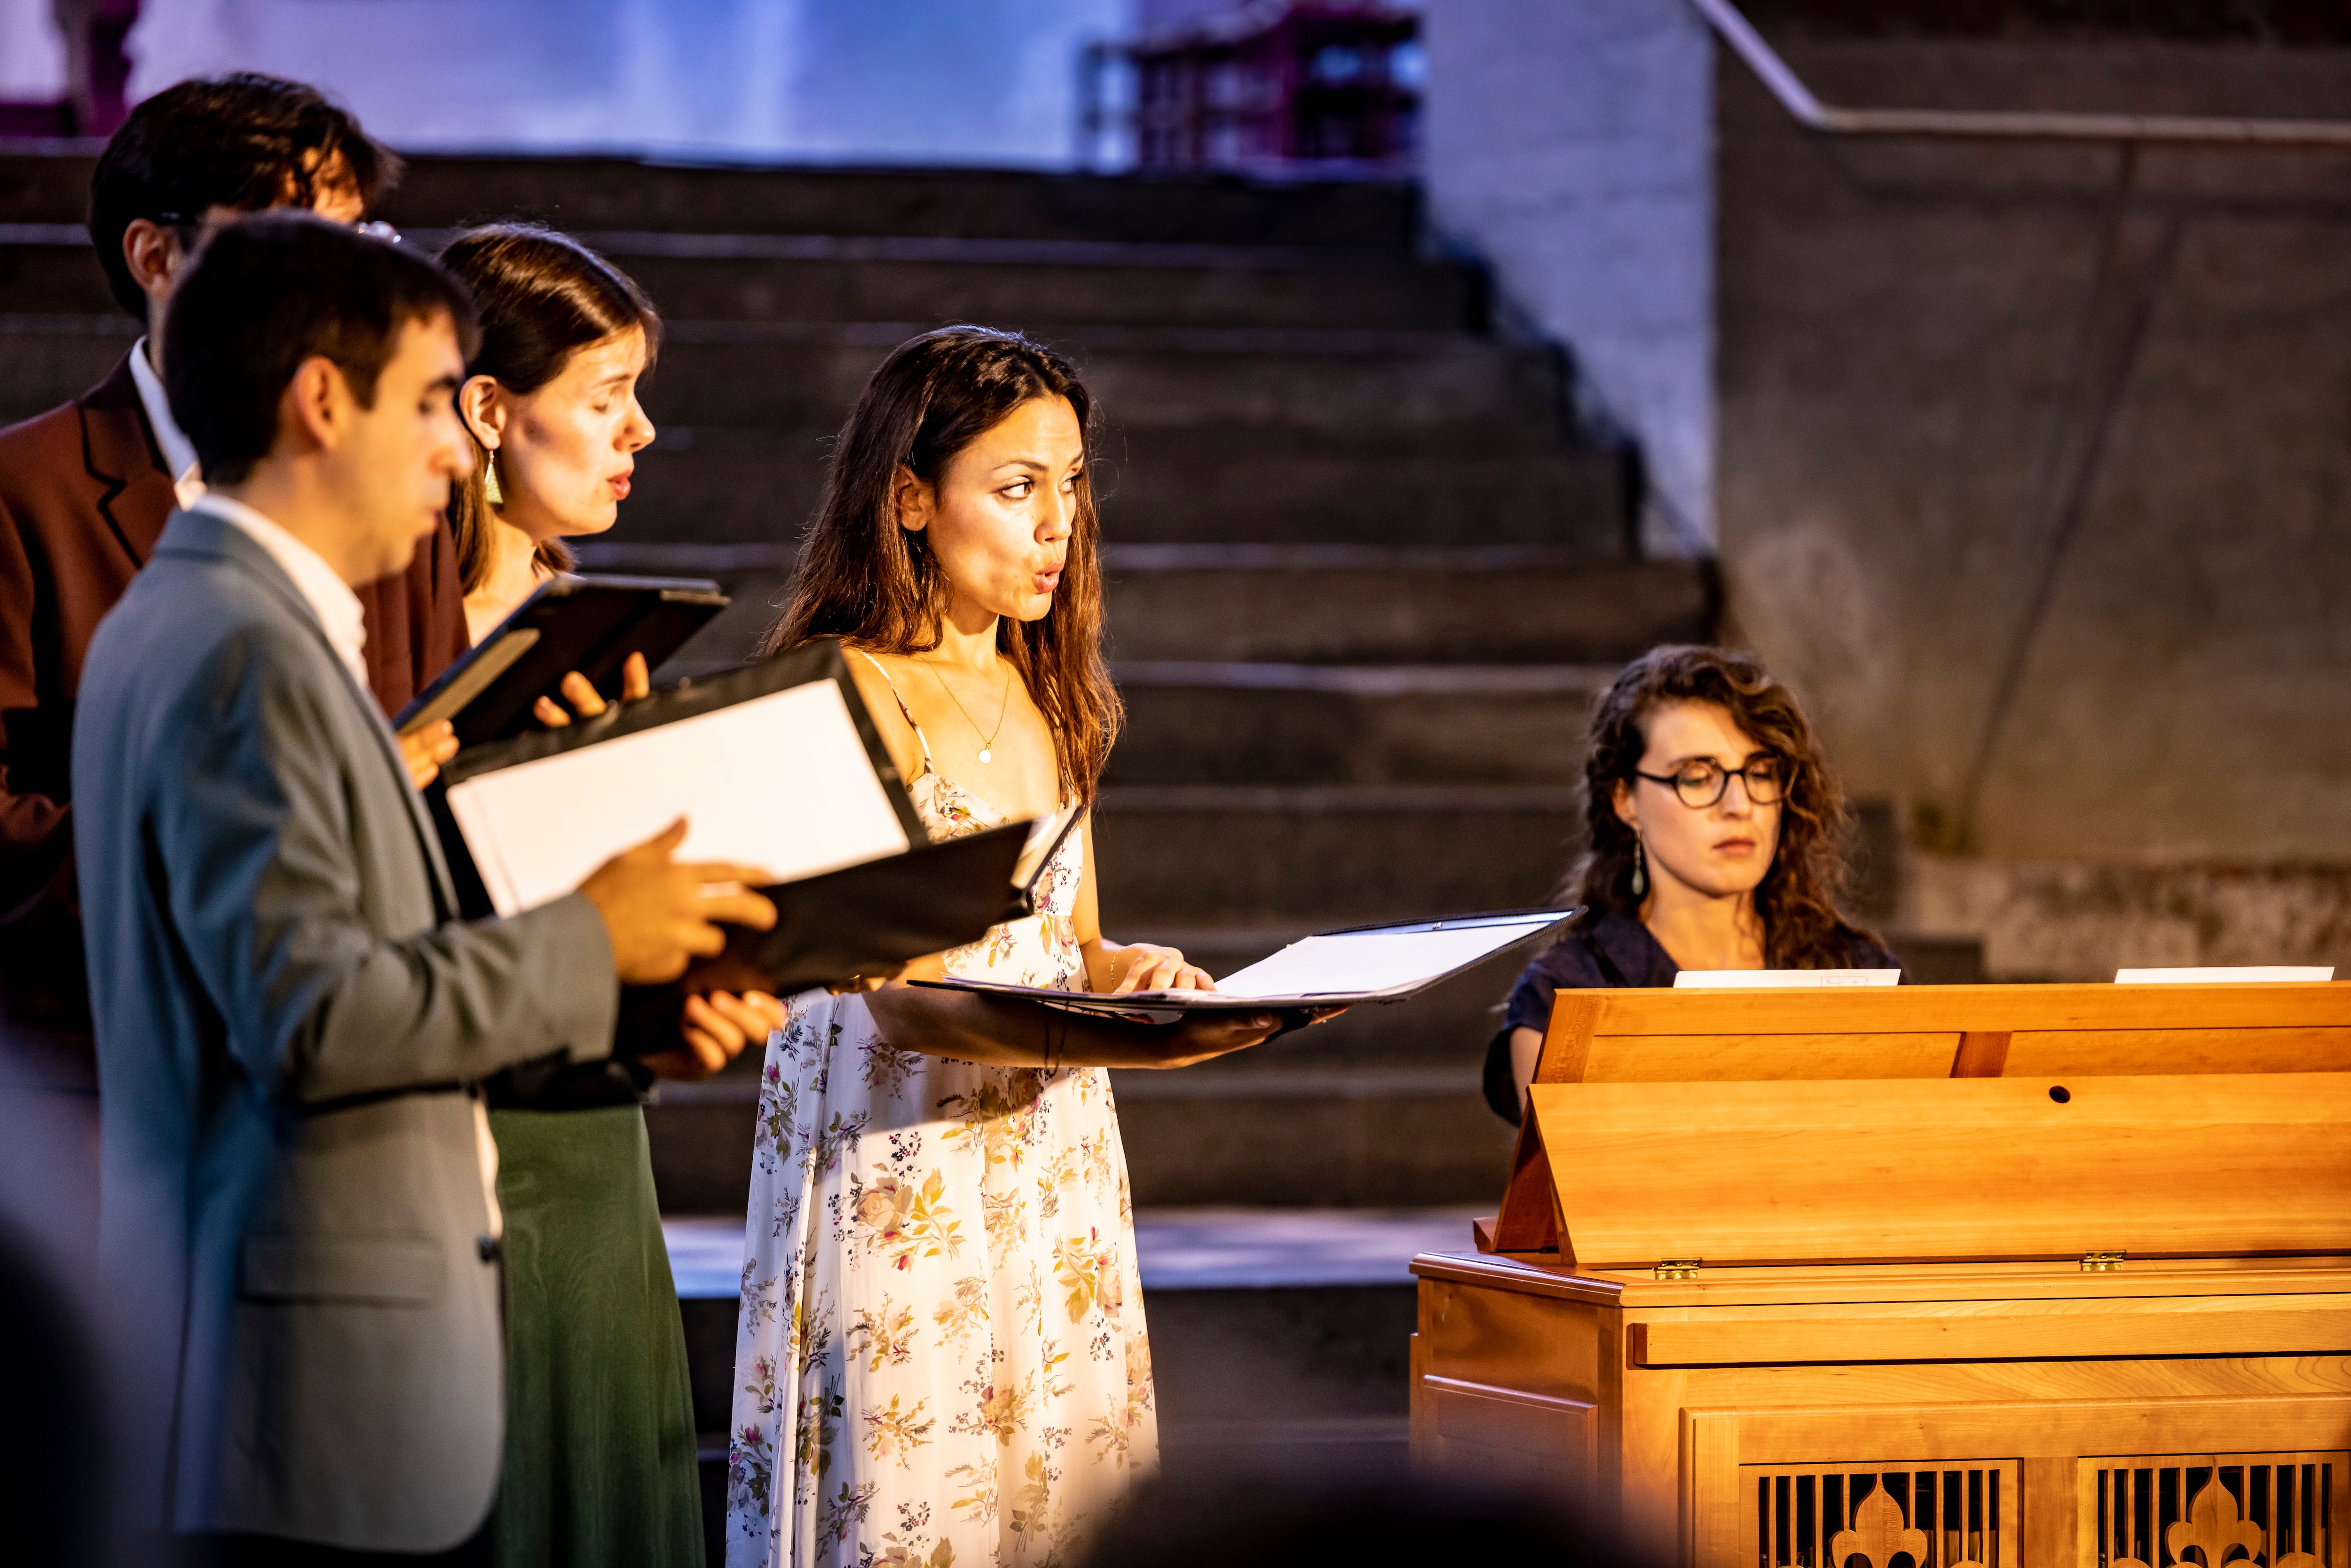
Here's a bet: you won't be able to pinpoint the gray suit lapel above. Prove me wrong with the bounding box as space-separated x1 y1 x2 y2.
153 510 461 920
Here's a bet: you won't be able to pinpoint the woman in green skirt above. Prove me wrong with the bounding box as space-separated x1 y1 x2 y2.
441 223 789 1567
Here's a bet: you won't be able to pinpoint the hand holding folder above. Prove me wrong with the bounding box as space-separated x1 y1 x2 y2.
425 639 1082 1014
395 574 727 746
571 816 781 985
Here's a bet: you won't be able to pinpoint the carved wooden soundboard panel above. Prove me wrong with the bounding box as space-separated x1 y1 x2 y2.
1744 1463 2018 1568
1728 1455 2347 1568
2083 1455 2343 1568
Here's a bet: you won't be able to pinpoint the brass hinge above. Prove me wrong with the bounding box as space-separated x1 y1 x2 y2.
1655 1258 1703 1280
2081 1250 2126 1272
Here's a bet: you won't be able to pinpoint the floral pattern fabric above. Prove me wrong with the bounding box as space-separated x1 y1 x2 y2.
727 774 1154 1568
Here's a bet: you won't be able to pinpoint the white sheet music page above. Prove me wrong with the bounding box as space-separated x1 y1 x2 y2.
1213 917 1556 1001
2114 966 2334 983
445 680 911 915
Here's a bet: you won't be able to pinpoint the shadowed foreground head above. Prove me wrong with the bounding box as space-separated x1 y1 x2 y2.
1081 1463 1636 1567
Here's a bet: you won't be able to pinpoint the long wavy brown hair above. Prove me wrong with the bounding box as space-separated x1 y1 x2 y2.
438 224 662 593
760 325 1120 807
1562 644 1877 967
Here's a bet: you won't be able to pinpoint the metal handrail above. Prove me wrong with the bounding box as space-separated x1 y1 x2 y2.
1692 0 2351 148
1692 0 2351 846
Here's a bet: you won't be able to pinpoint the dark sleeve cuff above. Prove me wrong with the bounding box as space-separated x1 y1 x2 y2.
507 891 619 1064
1501 966 1558 1038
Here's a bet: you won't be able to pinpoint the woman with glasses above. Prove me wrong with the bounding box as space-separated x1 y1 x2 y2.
1482 644 1897 1123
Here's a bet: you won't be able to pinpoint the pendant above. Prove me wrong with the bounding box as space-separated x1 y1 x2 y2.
978 748 992 764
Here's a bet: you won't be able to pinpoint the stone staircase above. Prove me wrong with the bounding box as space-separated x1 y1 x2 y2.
0 150 1709 1526
431 162 1719 1215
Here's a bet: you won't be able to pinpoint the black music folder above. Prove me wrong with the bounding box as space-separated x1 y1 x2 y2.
913 908 1579 1025
394 574 728 746
427 638 1075 1001
681 804 1079 998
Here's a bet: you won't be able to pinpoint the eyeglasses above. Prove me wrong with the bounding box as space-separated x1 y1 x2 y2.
1633 756 1787 809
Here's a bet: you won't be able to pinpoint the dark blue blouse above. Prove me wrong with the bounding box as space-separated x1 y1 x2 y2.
1480 909 1901 1122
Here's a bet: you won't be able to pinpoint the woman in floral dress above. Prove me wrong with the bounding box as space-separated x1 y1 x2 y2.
727 327 1287 1568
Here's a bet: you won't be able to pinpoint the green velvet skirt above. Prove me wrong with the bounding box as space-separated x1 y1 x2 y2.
490 1105 701 1568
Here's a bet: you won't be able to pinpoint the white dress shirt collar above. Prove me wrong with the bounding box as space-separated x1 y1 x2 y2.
126 338 206 511
189 493 369 688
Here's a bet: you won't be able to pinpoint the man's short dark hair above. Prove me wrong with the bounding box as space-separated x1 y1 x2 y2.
164 214 477 487
88 73 400 322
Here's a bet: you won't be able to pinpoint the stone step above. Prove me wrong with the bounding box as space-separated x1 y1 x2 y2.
0 154 1426 250
393 157 1426 250
0 232 113 316
544 234 1479 333
0 330 1625 553
573 543 1712 672
612 424 1629 549
637 323 1574 438
1103 929 1522 1206
0 338 1625 556
1098 548 1712 664
0 157 91 229
1103 663 1607 787
0 316 1579 445
645 1034 1504 1210
661 1207 1478 1299
0 225 1481 331
667 1210 1451 1495
1113 1068 1514 1206
0 313 131 424
1092 425 1629 548
1092 786 1576 929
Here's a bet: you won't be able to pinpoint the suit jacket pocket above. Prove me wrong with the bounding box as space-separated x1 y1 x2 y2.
239 1233 444 1305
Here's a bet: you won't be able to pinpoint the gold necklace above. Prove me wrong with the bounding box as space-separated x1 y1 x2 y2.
927 659 1014 764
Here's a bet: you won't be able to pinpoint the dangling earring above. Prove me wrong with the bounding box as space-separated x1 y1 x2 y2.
483 452 505 507
1630 836 1648 899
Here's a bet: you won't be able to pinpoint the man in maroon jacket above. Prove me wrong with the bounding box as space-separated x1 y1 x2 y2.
0 74 468 1093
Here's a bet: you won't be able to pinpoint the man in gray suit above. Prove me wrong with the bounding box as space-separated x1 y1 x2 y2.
72 213 776 1563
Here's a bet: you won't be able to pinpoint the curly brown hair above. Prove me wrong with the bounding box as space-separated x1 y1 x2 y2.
760 325 1120 807
1562 644 1877 967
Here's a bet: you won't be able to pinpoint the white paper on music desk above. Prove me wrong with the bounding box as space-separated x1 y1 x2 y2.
1673 969 1901 989
2114 966 2335 983
1213 916 1557 1001
445 680 911 916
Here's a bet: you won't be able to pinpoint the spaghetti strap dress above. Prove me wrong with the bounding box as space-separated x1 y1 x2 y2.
725 656 1156 1568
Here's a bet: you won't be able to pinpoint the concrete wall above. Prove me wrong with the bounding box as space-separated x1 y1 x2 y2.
1417 12 2351 974
122 0 1123 166
1712 39 2351 975
1421 0 1714 551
